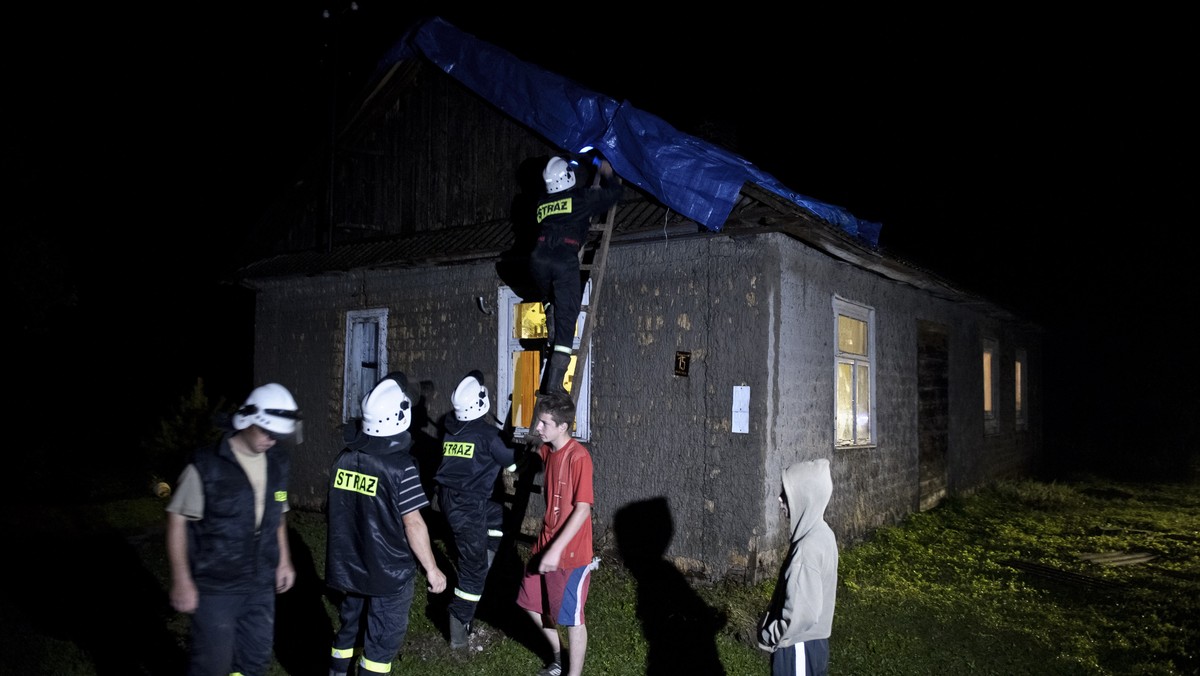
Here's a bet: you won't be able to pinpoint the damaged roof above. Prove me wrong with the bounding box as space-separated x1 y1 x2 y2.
368 16 881 244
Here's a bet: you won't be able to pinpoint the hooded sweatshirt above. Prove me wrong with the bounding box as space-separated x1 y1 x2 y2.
757 458 838 651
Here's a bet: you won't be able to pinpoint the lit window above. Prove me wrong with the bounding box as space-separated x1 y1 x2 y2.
983 337 999 435
1015 348 1028 431
343 308 388 422
834 298 874 447
496 285 591 440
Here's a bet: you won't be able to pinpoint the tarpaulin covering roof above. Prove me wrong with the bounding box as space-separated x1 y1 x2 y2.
376 16 881 247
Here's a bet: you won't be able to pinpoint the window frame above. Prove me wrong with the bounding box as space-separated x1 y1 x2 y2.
496 285 592 440
1015 348 1028 431
982 337 1000 435
343 308 388 423
832 296 876 448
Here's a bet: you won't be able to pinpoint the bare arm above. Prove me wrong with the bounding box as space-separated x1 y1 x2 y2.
537 501 592 572
166 512 198 613
275 514 295 594
402 510 447 593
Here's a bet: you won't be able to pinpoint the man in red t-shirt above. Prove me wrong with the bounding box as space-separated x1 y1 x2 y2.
516 393 598 676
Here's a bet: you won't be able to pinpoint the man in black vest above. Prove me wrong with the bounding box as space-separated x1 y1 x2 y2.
166 383 302 676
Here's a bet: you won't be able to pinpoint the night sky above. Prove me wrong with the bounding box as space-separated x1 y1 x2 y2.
13 5 1193 474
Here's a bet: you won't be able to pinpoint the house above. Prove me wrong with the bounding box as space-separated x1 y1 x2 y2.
238 17 1042 581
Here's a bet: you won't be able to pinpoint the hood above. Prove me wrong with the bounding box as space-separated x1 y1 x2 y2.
782 458 832 543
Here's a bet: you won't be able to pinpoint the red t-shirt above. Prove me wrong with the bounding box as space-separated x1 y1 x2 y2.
535 438 594 568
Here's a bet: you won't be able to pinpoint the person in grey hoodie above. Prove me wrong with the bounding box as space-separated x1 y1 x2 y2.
757 458 839 676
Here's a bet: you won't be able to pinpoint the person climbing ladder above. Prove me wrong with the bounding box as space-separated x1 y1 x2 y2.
528 150 623 395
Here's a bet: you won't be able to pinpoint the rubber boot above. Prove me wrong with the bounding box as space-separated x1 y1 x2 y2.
541 351 572 395
449 614 470 649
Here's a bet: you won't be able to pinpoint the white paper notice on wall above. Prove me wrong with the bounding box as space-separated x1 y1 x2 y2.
733 385 750 434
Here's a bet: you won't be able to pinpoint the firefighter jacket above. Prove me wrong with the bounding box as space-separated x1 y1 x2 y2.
434 415 516 497
534 177 623 251
325 431 428 596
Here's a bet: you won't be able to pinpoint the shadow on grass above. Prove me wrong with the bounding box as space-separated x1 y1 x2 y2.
423 507 552 664
274 525 333 676
615 497 728 676
9 516 186 675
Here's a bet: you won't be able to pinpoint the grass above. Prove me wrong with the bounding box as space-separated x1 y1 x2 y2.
2 476 1196 675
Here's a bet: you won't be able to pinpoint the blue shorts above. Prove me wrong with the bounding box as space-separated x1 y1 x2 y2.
516 558 598 626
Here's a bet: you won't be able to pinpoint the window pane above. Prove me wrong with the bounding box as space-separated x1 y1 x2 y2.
511 350 540 428
856 364 871 442
515 302 548 340
838 315 867 356
344 309 386 422
836 362 853 443
982 348 994 415
1014 360 1023 415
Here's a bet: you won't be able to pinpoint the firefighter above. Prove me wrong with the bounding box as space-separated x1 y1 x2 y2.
166 382 302 676
325 373 447 675
434 370 518 648
529 150 623 394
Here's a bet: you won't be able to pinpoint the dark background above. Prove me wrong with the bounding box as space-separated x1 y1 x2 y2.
11 5 1193 478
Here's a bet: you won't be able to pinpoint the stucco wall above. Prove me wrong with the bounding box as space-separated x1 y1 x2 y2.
590 235 774 579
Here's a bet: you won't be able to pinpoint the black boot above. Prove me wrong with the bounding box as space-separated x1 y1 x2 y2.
541 351 572 395
449 614 470 649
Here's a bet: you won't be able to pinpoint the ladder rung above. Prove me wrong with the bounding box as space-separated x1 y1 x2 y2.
567 203 616 407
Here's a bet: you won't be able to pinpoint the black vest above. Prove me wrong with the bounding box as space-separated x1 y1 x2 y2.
187 435 289 593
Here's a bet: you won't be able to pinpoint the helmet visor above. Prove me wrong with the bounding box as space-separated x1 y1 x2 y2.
264 409 303 443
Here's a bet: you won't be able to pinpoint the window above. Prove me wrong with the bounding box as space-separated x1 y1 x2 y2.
982 337 999 435
1015 348 1028 431
833 297 874 447
496 284 592 439
343 308 388 422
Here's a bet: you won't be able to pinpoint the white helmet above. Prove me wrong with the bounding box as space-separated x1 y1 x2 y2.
543 156 576 194
362 373 412 437
452 370 489 422
233 383 301 436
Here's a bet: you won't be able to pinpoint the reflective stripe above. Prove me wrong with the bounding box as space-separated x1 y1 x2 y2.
360 656 392 673
331 646 355 659
487 528 504 538
455 587 482 602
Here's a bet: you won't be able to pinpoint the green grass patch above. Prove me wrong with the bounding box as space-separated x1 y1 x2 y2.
2 476 1195 675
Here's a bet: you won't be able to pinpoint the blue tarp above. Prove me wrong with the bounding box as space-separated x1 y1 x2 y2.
376 16 880 246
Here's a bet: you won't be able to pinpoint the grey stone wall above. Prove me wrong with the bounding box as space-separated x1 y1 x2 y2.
248 231 1042 581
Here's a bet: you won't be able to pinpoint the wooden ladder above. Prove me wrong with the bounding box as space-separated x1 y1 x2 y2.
568 202 617 404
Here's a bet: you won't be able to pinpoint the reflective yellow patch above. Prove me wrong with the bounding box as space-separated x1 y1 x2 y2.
443 441 475 458
536 197 572 223
274 491 287 502
333 468 379 496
